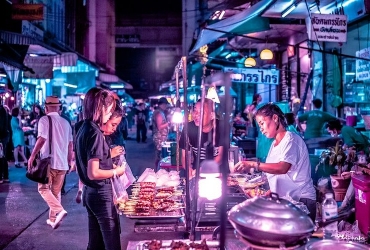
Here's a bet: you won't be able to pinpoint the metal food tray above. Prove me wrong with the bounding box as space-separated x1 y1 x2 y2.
133 239 219 250
126 208 185 219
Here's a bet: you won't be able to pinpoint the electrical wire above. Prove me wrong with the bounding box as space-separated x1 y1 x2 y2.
304 0 322 51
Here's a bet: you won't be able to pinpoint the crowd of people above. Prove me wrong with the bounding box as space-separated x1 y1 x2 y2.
1 86 370 249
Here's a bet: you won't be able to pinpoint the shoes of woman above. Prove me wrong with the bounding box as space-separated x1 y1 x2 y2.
15 163 23 168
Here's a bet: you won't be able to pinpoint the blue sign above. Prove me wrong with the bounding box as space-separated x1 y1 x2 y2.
224 67 279 85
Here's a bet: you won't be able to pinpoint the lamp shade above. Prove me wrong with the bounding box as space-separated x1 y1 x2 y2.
260 49 274 60
244 57 256 67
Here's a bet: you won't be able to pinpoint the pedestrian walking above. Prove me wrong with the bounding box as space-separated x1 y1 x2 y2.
11 107 28 168
135 103 147 143
75 87 125 250
152 97 169 168
28 96 73 229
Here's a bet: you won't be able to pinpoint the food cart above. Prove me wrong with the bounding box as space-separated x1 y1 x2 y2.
118 62 370 249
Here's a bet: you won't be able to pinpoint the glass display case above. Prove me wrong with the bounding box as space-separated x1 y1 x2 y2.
343 58 370 121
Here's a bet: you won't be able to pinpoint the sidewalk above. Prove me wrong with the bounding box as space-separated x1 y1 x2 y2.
0 127 184 250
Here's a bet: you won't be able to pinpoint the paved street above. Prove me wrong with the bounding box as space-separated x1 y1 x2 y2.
0 129 184 250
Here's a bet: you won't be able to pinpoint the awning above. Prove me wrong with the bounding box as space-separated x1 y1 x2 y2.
98 72 133 89
66 71 96 94
189 0 276 54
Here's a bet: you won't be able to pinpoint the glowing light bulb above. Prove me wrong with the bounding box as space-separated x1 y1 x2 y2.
198 177 222 200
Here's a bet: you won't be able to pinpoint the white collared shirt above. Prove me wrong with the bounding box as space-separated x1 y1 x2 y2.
38 112 73 170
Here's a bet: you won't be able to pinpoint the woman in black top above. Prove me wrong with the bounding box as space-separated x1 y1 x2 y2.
75 87 125 250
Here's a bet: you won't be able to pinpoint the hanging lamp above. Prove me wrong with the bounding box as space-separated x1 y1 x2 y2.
260 36 274 60
260 48 274 60
244 57 256 67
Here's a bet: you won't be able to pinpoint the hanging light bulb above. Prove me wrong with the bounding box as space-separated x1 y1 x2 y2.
260 48 274 60
206 87 220 103
171 107 183 124
244 57 256 67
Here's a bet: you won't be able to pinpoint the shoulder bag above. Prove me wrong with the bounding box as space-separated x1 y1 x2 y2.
26 116 52 184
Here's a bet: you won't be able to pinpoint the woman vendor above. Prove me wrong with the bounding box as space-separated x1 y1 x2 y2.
235 103 316 221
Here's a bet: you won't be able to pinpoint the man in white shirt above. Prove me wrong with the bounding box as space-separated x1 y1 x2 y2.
28 96 73 229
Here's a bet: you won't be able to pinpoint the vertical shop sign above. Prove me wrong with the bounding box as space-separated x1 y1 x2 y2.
22 21 44 40
307 14 347 42
356 47 370 82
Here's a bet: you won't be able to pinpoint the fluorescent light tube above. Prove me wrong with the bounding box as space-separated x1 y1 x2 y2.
64 83 77 88
282 4 297 18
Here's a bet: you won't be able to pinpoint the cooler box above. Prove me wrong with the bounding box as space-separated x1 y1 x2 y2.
352 174 370 235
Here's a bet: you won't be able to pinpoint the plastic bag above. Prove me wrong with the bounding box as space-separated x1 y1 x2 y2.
118 154 135 189
111 174 128 205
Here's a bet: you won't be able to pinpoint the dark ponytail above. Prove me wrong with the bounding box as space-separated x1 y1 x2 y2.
255 103 287 129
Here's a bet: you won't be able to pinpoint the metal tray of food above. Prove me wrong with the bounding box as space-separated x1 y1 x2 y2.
132 239 219 250
126 208 185 219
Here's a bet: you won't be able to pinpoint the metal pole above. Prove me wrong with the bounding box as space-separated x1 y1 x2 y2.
190 65 206 240
181 57 191 234
220 73 231 250
175 66 180 171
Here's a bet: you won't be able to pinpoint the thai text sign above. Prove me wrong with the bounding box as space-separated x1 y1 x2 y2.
12 4 44 21
115 34 140 44
307 14 347 42
224 67 279 85
356 47 370 82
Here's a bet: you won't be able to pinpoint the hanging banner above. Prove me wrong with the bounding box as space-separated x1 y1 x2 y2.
307 14 347 43
23 56 54 79
224 67 279 85
12 4 44 21
356 47 370 82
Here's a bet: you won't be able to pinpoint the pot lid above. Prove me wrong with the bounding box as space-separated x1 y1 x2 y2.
305 240 369 250
228 193 315 236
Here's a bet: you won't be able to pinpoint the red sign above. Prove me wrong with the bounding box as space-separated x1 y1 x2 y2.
12 4 44 21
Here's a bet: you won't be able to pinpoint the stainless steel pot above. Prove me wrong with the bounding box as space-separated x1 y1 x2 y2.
228 193 315 247
228 193 356 247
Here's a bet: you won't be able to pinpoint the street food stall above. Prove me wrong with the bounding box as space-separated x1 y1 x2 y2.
118 61 370 249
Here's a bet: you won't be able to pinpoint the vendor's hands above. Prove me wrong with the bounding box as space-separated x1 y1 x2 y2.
341 171 352 180
234 161 256 173
110 146 125 158
116 164 126 176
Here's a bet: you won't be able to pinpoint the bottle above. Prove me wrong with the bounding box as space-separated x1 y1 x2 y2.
322 193 338 238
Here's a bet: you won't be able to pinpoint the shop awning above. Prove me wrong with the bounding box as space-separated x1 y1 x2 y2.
98 72 133 89
66 71 96 94
189 0 275 54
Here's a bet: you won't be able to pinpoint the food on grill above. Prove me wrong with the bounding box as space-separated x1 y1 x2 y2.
189 239 210 250
244 188 271 198
227 176 239 186
139 182 156 188
146 240 162 250
170 241 190 250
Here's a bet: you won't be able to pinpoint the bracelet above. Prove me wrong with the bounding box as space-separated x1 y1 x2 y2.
256 159 260 172
112 169 117 178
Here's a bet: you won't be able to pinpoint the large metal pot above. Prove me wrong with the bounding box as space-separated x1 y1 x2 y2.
228 193 315 247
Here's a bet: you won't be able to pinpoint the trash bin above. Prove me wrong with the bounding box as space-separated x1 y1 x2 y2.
352 174 370 235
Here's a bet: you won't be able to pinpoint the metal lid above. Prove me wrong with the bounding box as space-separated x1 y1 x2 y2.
228 193 315 236
305 240 369 250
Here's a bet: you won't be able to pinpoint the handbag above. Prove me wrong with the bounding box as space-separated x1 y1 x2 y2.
26 116 52 184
